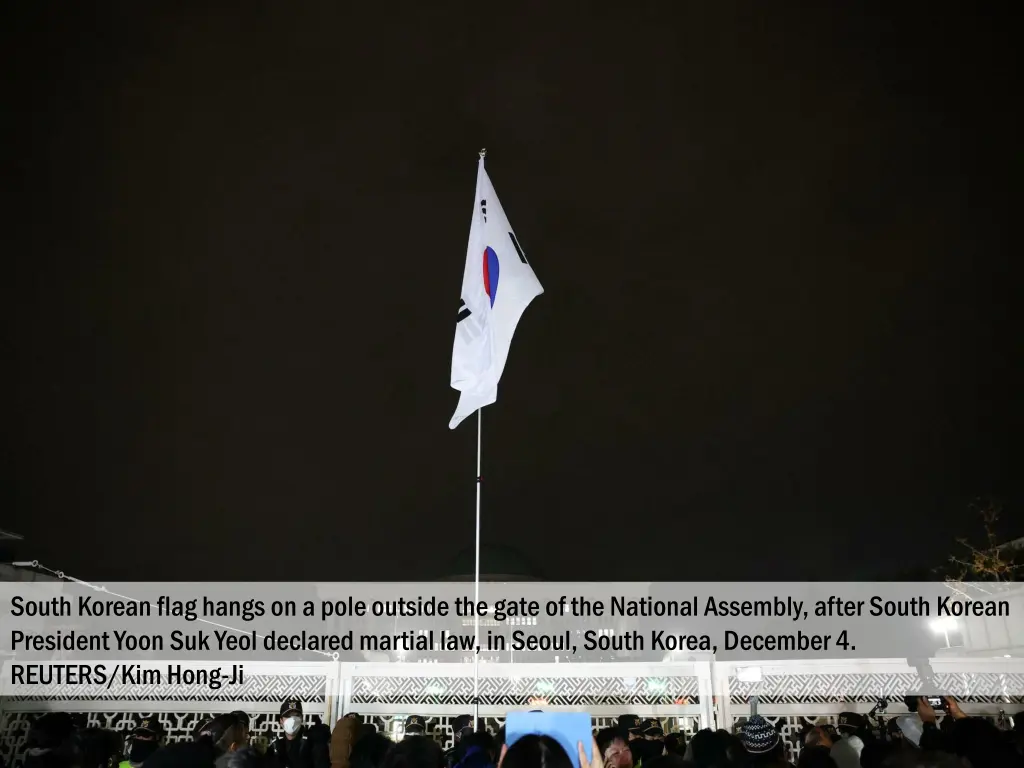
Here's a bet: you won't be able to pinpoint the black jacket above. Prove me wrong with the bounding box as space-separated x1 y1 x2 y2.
144 742 217 768
269 731 330 768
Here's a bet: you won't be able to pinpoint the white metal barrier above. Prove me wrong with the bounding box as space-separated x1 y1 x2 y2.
2 657 1022 767
335 661 711 727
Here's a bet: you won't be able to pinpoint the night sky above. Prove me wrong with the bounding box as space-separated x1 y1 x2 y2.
5 3 1018 582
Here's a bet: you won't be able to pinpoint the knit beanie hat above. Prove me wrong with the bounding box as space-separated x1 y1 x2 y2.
740 716 780 754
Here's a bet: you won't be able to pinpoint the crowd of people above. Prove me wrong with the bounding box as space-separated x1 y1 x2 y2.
7 697 1023 768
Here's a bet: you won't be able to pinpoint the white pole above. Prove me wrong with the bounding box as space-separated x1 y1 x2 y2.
473 149 486 730
473 407 482 727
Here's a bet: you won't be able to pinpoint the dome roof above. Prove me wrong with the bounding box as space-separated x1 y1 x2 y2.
442 544 541 580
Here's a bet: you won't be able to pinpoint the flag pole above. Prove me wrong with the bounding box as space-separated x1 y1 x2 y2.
472 147 486 729
473 406 482 728
471 147 487 729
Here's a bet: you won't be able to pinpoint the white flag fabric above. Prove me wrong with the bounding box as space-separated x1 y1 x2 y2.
449 157 543 429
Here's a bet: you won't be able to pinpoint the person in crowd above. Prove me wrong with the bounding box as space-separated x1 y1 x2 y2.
640 720 664 743
232 712 257 758
595 727 633 768
903 699 942 753
330 713 363 768
717 730 744 765
76 726 122 768
279 701 306 738
738 716 791 768
724 729 749 765
856 739 895 768
201 713 250 759
876 702 961 768
499 735 573 768
641 755 686 768
120 718 166 768
310 718 335 755
23 712 77 768
381 735 446 768
446 716 475 767
232 713 252 739
825 712 862 768
629 737 661 767
1011 717 1024 760
271 700 330 768
350 722 394 768
18 703 1022 768
194 719 216 741
145 712 248 768
686 729 727 768
225 747 267 768
629 720 665 768
93 729 124 767
798 727 820 749
617 717 642 743
268 704 327 768
451 731 496 768
793 747 834 768
801 726 836 753
923 697 1022 768
661 733 685 759
404 717 428 739
216 715 254 768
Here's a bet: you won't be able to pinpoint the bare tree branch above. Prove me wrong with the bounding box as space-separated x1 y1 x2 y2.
941 499 1019 582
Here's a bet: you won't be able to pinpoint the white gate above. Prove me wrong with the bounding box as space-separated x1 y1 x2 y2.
2 657 1021 767
335 661 711 743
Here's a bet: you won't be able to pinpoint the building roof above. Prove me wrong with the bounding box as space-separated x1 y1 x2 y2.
442 544 542 580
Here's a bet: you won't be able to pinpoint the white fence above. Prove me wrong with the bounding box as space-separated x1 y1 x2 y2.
2 657 1022 767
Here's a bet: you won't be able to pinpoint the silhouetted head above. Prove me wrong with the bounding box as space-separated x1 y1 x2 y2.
381 735 446 768
195 713 249 756
501 735 573 768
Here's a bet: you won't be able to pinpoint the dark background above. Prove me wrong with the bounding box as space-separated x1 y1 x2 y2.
3 2 1018 581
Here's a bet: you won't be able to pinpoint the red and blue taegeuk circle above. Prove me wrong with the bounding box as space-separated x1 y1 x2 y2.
482 246 499 307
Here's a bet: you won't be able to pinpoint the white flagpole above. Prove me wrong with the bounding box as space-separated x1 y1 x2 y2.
473 148 486 729
473 406 482 727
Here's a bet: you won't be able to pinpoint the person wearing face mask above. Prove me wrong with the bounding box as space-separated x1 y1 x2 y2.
624 720 665 768
632 720 666 768
119 718 165 768
271 700 331 768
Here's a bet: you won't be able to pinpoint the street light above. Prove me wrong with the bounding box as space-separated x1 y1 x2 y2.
929 617 959 648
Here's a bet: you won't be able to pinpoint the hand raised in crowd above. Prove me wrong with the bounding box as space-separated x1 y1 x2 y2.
915 696 937 724
943 696 967 719
579 737 605 768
